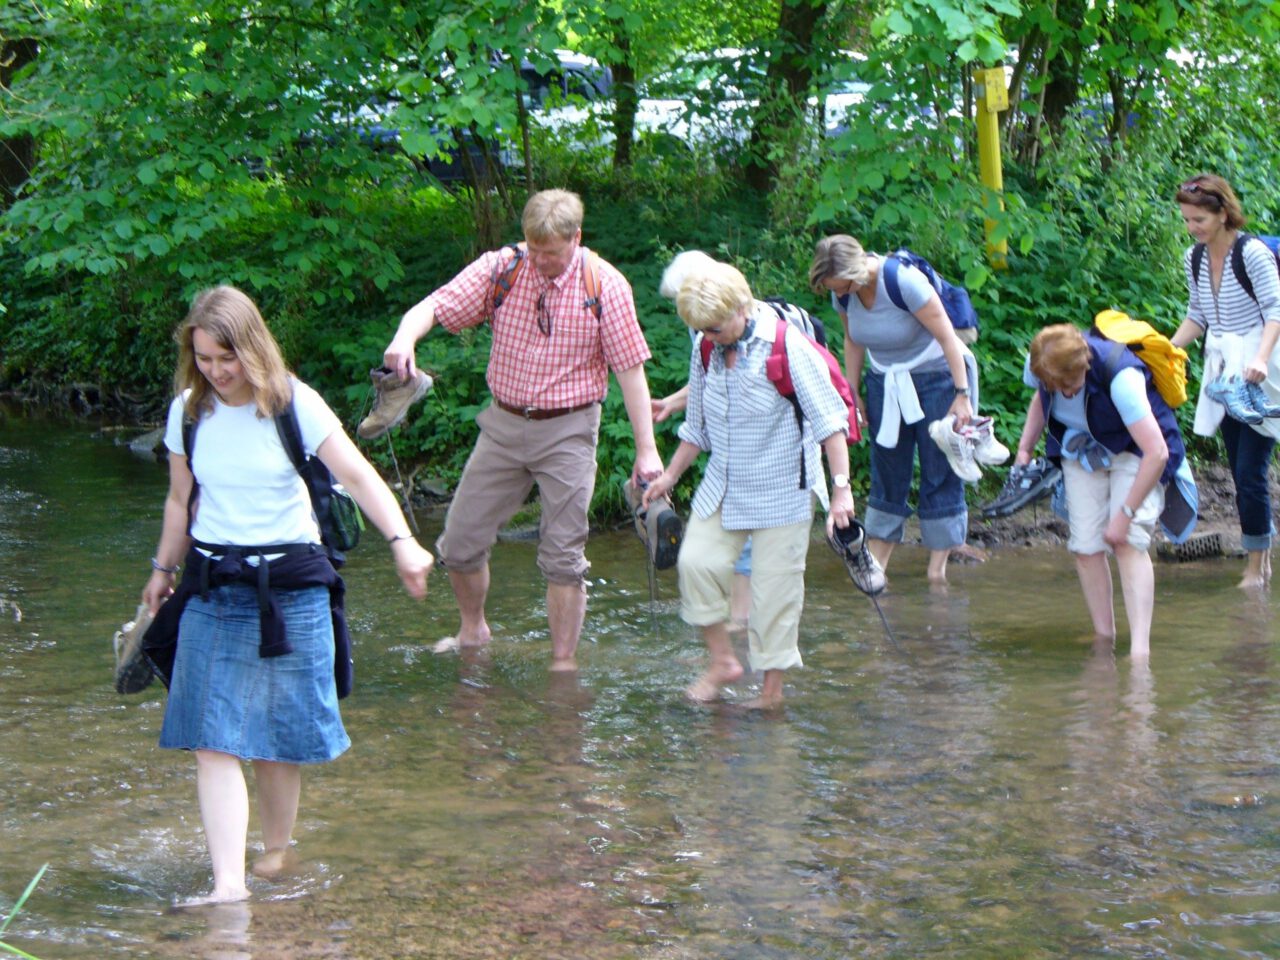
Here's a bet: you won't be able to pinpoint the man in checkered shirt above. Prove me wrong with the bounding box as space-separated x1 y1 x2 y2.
381 190 663 671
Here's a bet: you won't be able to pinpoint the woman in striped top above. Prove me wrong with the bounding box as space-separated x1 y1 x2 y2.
1171 173 1280 589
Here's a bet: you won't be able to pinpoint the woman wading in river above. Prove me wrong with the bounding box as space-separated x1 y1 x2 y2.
142 286 433 904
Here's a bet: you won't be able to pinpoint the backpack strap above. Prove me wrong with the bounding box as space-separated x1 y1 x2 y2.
765 316 808 490
1232 233 1256 303
1190 241 1206 289
580 249 602 320
489 242 525 317
181 412 199 536
273 397 307 474
273 392 343 557
882 254 909 313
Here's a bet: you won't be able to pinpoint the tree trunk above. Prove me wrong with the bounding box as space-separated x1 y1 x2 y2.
1 37 39 208
744 0 827 193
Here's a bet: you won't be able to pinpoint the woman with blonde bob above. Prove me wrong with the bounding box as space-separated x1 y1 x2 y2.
810 234 988 584
1013 323 1187 659
641 260 854 708
141 286 435 904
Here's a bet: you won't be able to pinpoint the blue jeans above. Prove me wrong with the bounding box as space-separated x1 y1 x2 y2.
864 366 968 550
1220 417 1277 551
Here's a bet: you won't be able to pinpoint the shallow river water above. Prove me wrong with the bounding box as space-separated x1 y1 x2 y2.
0 407 1277 960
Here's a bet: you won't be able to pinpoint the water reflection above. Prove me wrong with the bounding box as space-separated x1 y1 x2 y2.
1 410 1278 958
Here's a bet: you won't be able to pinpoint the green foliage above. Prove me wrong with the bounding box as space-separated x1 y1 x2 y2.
5 0 1280 519
0 863 47 960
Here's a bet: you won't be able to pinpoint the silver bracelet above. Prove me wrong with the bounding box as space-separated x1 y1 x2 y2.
150 557 180 574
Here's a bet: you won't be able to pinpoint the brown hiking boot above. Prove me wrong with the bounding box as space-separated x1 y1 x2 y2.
623 479 683 570
114 603 156 694
358 367 433 440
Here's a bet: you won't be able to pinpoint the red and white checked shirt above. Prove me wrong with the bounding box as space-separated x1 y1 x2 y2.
424 244 652 409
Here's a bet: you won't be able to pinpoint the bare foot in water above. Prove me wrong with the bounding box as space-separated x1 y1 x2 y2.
686 660 744 703
743 692 784 711
251 847 297 879
174 887 250 908
952 543 988 563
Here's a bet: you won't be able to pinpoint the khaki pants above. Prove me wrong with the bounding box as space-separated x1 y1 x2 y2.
436 402 600 584
678 510 811 672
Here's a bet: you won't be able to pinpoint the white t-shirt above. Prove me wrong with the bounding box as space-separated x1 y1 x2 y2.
164 380 342 546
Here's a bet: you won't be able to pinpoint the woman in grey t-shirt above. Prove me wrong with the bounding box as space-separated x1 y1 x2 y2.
810 234 976 583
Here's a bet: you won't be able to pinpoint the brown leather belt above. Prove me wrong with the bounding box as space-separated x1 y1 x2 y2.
494 399 599 421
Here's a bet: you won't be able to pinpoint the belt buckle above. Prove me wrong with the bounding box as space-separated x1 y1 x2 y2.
520 405 536 420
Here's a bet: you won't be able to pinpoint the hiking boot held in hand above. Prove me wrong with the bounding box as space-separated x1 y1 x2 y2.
1205 375 1264 425
1244 380 1280 418
113 603 156 694
357 367 434 440
965 416 1011 466
827 519 887 596
980 458 1063 518
624 478 683 570
928 414 982 483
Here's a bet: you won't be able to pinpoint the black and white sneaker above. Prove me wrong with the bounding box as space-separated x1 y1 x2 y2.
980 458 1063 519
827 519 887 596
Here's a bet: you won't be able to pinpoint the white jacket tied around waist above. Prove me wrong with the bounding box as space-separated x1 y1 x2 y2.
866 339 978 447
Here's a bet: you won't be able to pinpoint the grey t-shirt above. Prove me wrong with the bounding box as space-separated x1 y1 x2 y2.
834 256 948 372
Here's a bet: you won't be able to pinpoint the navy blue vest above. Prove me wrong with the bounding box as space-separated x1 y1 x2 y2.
1038 334 1184 485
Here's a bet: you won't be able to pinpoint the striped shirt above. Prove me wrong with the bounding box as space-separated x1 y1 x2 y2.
678 302 849 529
1184 237 1280 336
425 244 651 409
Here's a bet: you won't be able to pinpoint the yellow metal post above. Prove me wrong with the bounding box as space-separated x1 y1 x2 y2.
973 67 1008 269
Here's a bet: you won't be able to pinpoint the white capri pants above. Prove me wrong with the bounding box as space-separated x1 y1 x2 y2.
1062 453 1164 555
677 509 811 672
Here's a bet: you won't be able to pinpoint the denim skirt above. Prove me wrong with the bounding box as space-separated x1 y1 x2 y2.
159 582 350 763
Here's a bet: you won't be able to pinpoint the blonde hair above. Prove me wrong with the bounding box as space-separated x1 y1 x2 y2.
1029 324 1091 391
675 260 753 332
521 189 584 242
176 286 293 419
659 250 716 300
809 234 871 293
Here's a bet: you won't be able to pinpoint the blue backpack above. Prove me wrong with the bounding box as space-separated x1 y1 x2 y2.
882 250 979 344
1190 233 1280 306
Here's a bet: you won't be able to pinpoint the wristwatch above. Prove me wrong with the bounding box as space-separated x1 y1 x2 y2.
953 385 970 397
1121 504 1136 519
832 473 850 489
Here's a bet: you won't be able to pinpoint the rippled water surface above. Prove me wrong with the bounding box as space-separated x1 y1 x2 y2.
1 407 1277 959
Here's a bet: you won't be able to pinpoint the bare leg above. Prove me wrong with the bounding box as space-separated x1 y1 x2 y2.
193 750 250 904
729 574 751 632
686 622 744 702
547 580 587 671
1113 544 1154 659
1239 550 1269 590
869 538 895 575
1074 551 1116 638
744 669 785 710
250 760 301 877
926 548 949 583
448 566 493 647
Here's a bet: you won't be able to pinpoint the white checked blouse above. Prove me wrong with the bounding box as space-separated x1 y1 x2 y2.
1184 237 1280 336
424 245 651 409
678 302 849 530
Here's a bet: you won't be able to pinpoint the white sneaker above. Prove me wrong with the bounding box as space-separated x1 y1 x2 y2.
929 414 982 483
965 416 1010 465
